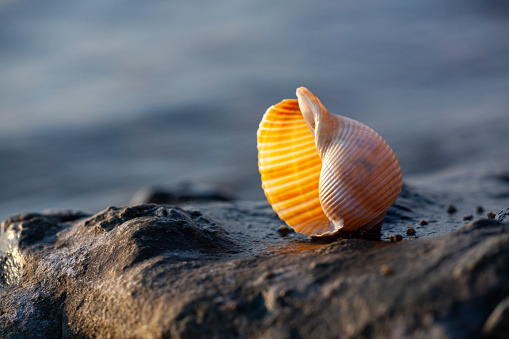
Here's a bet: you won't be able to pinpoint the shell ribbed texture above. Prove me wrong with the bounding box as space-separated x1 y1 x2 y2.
257 100 332 236
257 89 402 237
317 115 402 231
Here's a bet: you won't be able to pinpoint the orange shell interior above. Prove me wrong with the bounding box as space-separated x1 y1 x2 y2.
257 99 332 236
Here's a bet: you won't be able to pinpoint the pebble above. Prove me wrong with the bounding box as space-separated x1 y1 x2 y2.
477 205 484 214
278 225 291 236
389 234 403 242
463 215 473 221
406 228 416 236
419 220 428 226
380 265 394 276
487 212 496 219
447 205 457 214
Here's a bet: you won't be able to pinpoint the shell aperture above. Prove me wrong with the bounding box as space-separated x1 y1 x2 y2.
257 87 403 237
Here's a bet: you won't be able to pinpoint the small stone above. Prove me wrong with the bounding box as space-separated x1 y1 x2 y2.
463 215 473 221
380 265 393 275
487 212 496 219
477 205 484 214
406 228 416 236
447 205 457 214
389 234 403 242
278 225 291 236
419 219 428 226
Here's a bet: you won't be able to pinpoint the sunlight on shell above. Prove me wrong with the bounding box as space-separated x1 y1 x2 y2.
257 87 402 237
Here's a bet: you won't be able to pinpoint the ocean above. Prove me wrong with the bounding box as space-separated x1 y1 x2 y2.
1 0 509 225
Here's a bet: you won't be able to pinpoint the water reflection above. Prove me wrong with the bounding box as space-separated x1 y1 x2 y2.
264 230 386 256
267 238 330 255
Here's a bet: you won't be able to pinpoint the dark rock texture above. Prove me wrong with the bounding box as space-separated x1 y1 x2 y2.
496 208 509 223
2 200 509 338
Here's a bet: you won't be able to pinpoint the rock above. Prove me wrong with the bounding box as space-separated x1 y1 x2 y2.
1 210 90 250
496 208 509 222
2 203 509 338
130 181 235 205
447 204 458 214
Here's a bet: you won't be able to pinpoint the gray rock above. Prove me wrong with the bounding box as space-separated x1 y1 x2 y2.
496 208 509 223
2 202 509 338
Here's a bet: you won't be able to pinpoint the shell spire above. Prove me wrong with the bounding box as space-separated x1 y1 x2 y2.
257 87 403 237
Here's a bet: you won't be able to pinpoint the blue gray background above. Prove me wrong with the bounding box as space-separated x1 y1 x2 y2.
1 0 508 222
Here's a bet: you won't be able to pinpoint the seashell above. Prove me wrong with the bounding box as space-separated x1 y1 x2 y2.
257 87 403 237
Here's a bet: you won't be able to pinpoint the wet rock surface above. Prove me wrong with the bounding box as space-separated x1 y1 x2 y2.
496 208 509 223
1 188 509 338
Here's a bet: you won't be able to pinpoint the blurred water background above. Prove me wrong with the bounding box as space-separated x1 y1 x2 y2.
1 0 509 224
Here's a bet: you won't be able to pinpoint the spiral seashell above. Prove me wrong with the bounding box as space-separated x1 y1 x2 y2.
257 87 403 237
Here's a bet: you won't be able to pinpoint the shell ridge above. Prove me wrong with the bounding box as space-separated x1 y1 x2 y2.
258 151 319 170
260 163 320 181
262 166 321 191
259 145 321 163
257 96 331 236
318 123 365 207
258 139 315 155
319 125 398 203
271 190 321 211
322 143 392 204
